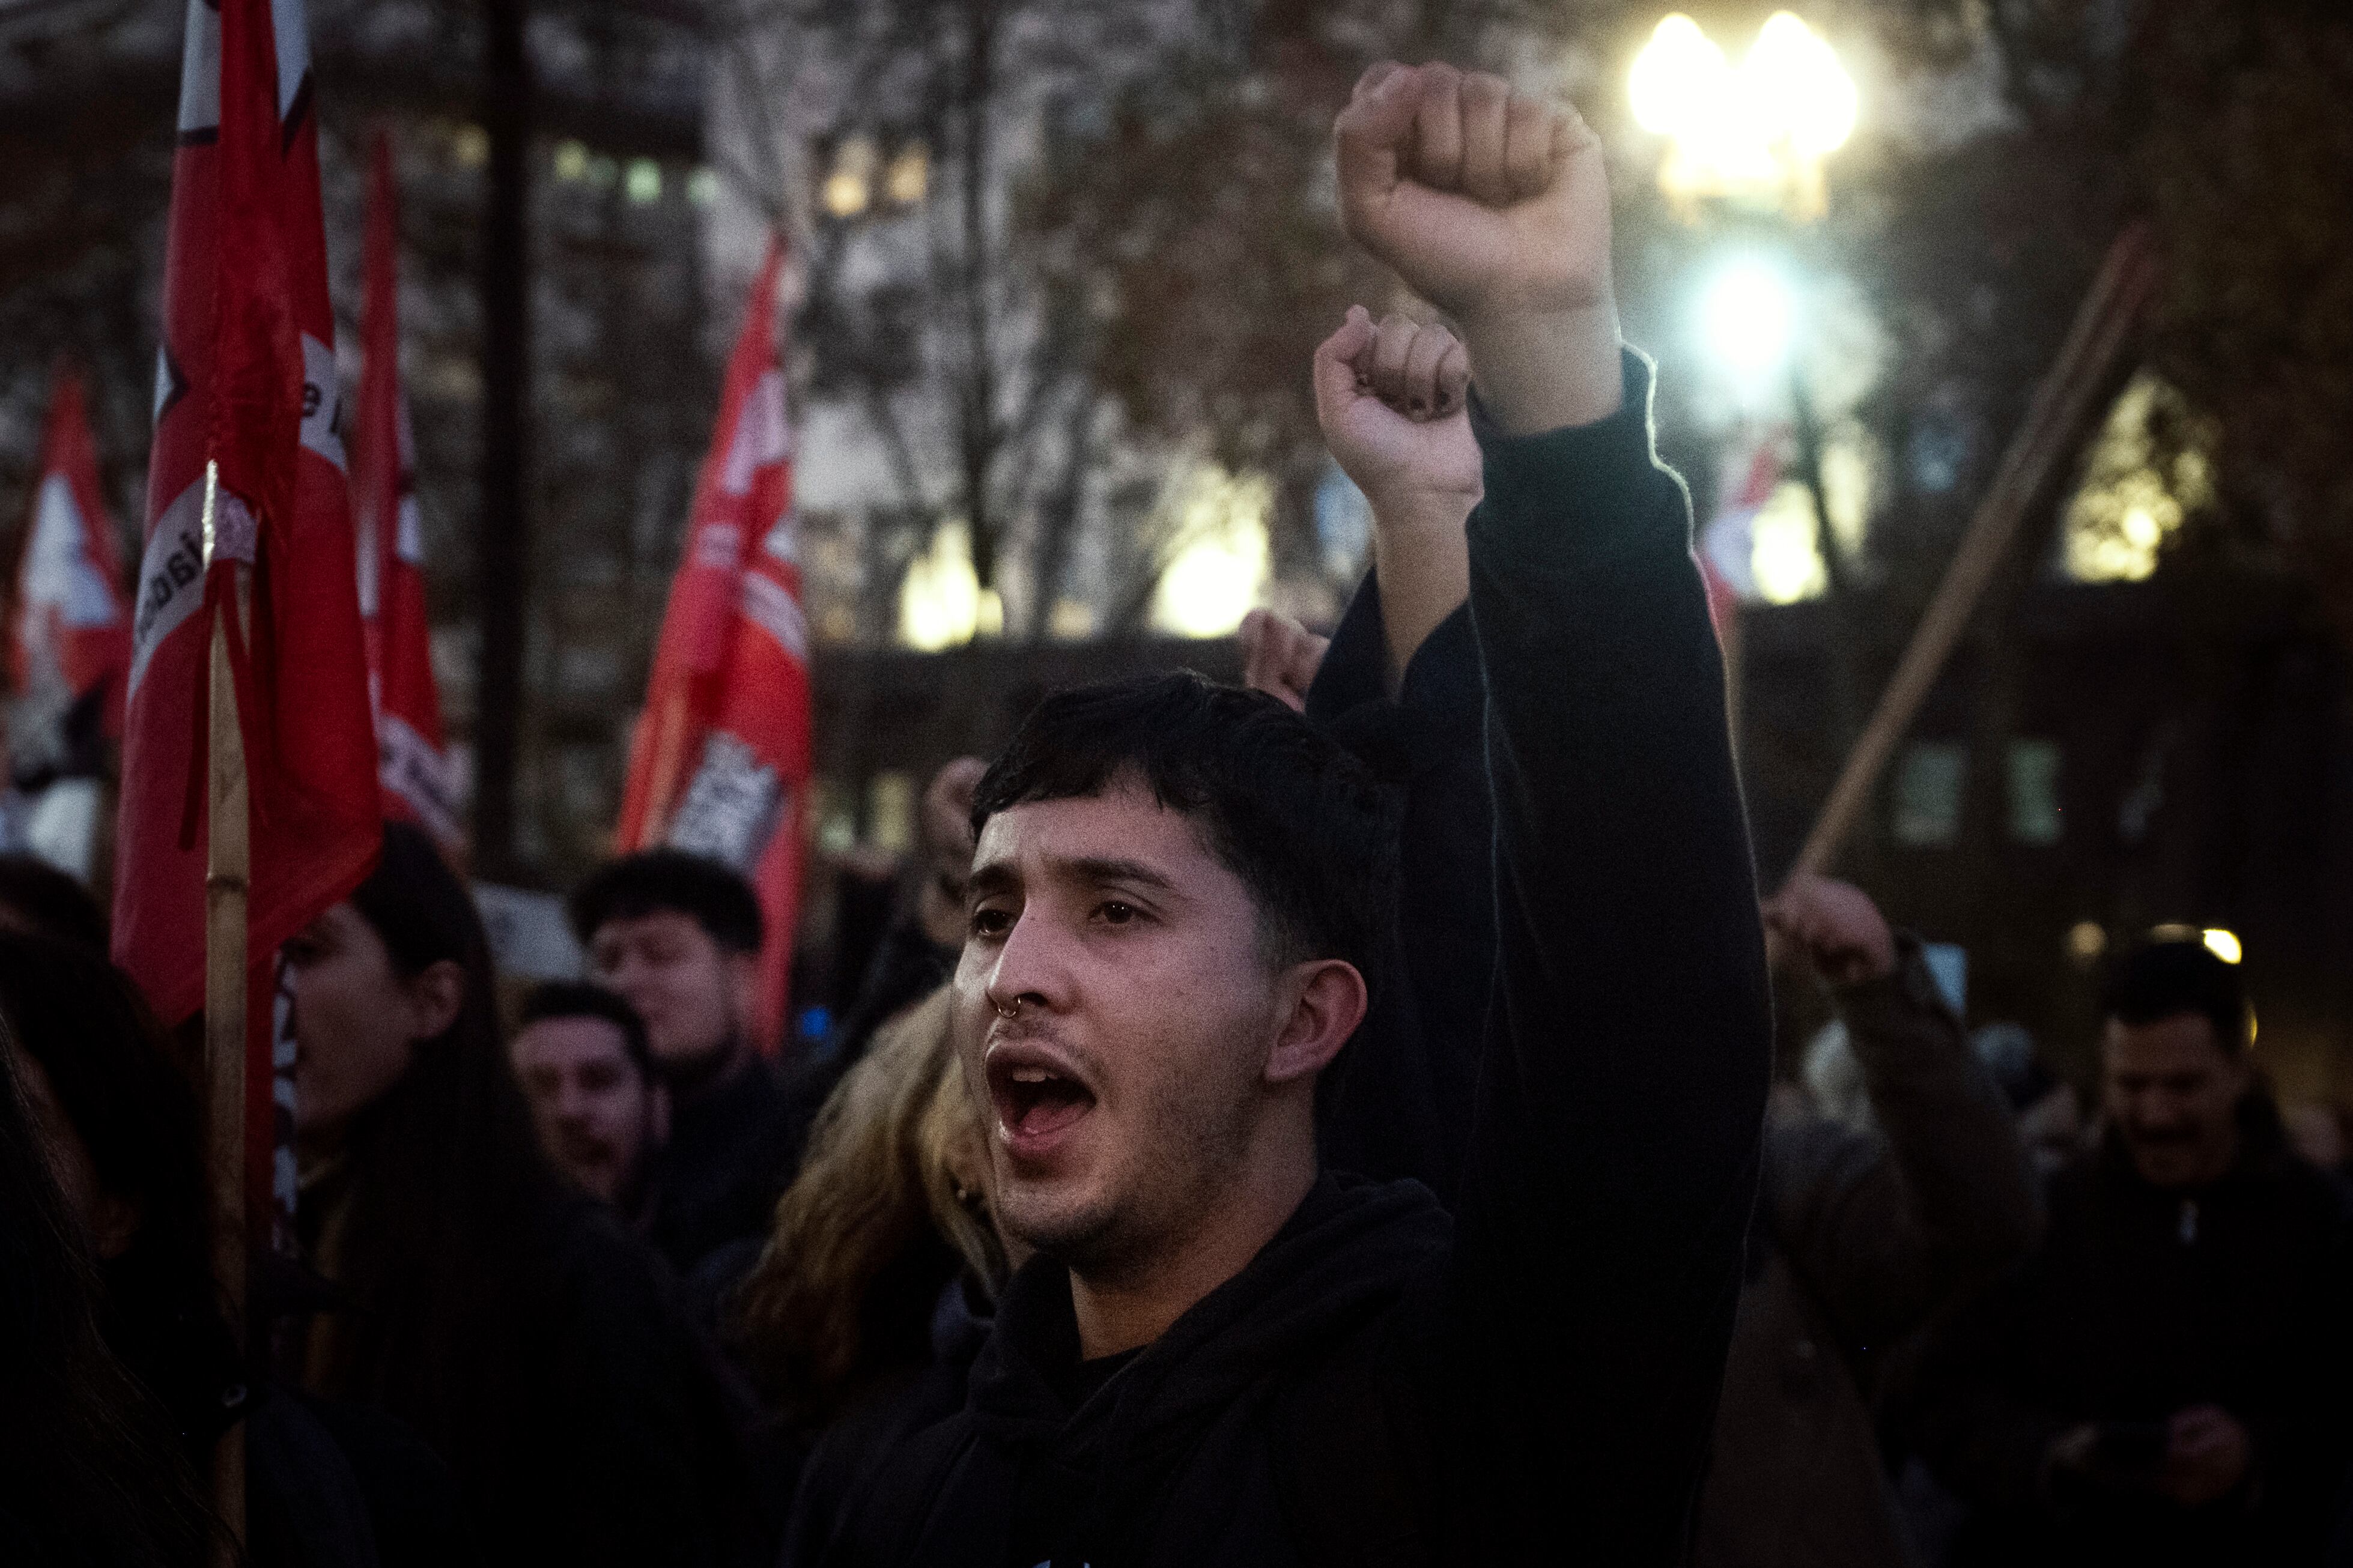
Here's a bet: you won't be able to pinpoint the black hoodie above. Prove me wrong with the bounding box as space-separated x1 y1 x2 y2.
800 352 1772 1568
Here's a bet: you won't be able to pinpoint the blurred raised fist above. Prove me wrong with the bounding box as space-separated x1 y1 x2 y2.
1762 874 1896 988
1239 608 1331 714
1334 62 1614 335
1313 306 1481 518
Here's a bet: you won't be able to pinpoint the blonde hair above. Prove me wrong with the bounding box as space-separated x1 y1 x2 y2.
730 987 1004 1421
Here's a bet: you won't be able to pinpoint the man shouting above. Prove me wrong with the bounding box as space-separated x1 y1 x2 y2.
799 62 1771 1567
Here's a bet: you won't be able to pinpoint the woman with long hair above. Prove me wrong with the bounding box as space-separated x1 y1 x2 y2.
733 985 1006 1429
0 927 481 1566
0 932 232 1471
286 821 756 1567
732 985 1013 1560
0 1013 215 1567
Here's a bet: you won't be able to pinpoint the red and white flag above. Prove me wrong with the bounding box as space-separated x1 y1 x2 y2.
617 238 811 1052
1698 435 1782 623
350 133 458 849
117 0 379 1082
11 363 134 760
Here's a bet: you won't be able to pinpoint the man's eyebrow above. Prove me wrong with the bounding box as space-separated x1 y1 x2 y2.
1055 855 1176 892
967 861 1021 900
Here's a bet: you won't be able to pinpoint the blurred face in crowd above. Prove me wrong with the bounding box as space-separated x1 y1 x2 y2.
284 902 463 1152
510 1015 663 1205
955 778 1349 1279
586 911 751 1085
2102 1012 2248 1190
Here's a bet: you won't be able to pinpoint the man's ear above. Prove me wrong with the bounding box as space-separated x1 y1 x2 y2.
1264 960 1369 1086
405 958 467 1043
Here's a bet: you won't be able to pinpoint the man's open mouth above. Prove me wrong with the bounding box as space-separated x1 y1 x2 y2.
987 1052 1096 1143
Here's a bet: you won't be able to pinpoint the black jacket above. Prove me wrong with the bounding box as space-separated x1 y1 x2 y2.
482 1196 765 1568
798 353 1772 1567
646 1055 801 1277
1910 1095 2353 1566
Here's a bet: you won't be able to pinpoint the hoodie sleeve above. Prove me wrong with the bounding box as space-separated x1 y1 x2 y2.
1307 579 1493 1201
1767 937 2042 1347
1441 349 1772 1562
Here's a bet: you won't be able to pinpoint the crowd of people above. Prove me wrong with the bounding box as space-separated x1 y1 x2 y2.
5 61 2351 1568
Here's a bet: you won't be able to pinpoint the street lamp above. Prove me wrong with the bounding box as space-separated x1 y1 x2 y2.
1636 10 1863 609
1630 10 1857 223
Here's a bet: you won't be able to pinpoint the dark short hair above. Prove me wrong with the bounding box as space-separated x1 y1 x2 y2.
971 670 1400 989
2101 938 2248 1054
517 981 654 1079
567 850 763 955
0 855 109 954
353 822 481 977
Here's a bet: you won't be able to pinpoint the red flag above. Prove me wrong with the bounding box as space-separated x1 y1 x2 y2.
11 363 133 755
617 240 811 1050
351 134 459 848
117 0 379 1080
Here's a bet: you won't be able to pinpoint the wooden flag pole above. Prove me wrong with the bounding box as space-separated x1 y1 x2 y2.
199 460 250 1560
1788 225 2159 882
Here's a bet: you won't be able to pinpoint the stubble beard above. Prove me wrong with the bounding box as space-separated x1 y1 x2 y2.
1005 1062 1260 1289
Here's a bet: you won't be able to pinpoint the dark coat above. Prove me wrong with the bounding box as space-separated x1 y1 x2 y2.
646 1056 802 1278
1693 940 2042 1568
795 351 1773 1568
1910 1095 2353 1566
499 1197 766 1568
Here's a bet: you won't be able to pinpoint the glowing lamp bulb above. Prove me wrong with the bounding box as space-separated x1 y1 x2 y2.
1630 14 1732 137
1699 258 1795 381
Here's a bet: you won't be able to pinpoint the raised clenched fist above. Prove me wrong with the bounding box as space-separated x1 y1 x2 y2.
1334 63 1615 346
1313 307 1481 521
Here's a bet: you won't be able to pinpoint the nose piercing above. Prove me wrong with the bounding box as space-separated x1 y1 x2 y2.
994 997 1020 1020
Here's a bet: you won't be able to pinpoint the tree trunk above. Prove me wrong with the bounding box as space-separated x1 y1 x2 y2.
956 0 999 600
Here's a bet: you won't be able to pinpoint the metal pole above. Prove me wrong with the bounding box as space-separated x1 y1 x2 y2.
472 0 533 877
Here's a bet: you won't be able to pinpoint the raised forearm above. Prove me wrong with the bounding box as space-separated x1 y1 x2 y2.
1840 941 2043 1285
1365 498 1472 688
1458 303 1624 437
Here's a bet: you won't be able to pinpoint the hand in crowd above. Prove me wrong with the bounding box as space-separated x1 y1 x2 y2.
1761 874 1896 988
1238 608 1330 714
1334 61 1620 434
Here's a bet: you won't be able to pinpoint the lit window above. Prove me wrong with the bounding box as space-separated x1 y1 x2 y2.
2007 738 2062 846
883 145 928 206
866 772 915 855
1892 740 1966 847
1150 465 1272 639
